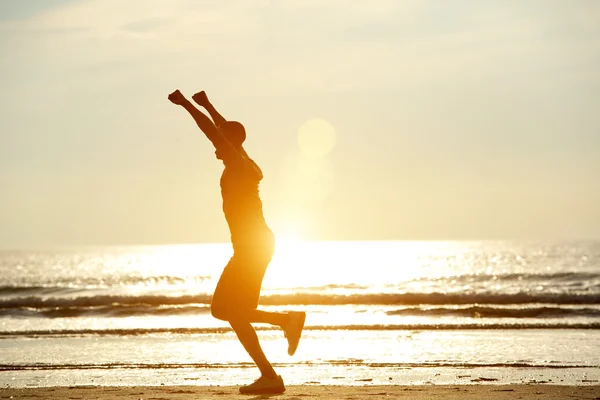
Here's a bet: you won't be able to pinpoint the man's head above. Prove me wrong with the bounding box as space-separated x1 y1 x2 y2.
219 121 246 147
215 121 246 160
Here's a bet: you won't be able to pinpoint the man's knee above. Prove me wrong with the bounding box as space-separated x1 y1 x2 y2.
210 299 230 321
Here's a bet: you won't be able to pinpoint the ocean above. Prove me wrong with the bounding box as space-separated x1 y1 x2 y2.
1 240 599 387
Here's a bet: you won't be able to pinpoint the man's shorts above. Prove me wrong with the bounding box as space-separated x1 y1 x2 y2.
212 235 275 313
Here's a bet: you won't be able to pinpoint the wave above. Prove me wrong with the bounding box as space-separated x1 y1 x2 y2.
0 286 84 297
427 271 600 284
0 276 211 295
0 304 211 318
1 292 600 312
385 306 600 319
258 293 600 306
2 322 599 338
0 294 211 309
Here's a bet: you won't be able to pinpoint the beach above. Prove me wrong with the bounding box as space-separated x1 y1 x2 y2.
3 385 600 399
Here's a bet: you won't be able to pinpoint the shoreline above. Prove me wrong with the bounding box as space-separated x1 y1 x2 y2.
2 385 600 399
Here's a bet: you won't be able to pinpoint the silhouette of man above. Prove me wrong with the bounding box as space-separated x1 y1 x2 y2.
168 89 305 394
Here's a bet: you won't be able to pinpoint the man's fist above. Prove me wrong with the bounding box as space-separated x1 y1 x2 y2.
168 90 186 105
192 91 209 107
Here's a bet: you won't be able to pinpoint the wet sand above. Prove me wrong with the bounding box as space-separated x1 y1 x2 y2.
2 385 600 399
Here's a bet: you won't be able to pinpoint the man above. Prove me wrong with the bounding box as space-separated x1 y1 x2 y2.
168 89 305 394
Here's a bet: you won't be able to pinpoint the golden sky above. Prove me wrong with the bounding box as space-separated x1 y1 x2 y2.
1 0 599 247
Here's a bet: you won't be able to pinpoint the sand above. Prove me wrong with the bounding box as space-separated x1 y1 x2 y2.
2 385 599 399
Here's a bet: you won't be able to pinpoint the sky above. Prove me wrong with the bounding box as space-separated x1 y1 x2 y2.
0 0 599 248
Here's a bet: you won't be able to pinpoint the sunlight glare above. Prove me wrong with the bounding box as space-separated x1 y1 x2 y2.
264 241 425 292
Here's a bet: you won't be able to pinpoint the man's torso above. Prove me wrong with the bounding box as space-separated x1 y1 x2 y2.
220 156 272 252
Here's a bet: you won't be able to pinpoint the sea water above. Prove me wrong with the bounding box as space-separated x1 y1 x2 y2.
1 240 599 387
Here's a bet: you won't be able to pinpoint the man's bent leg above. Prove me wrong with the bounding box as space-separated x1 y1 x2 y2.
247 309 289 326
214 299 293 327
229 318 277 378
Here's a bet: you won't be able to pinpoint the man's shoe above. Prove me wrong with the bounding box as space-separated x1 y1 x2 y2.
239 375 285 394
283 311 306 356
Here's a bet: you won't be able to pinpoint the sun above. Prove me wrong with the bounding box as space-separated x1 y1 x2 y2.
275 224 305 247
270 219 309 266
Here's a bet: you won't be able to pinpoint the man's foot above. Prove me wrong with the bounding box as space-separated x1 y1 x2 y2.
283 311 306 356
239 375 285 394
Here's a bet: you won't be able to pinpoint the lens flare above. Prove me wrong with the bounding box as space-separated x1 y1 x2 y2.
297 118 336 158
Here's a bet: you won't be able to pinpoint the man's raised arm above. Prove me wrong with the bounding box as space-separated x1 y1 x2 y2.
168 89 231 150
192 91 227 127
